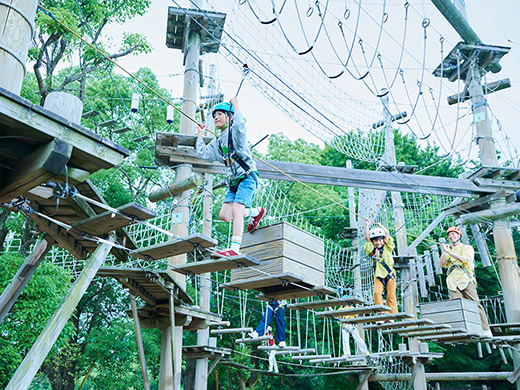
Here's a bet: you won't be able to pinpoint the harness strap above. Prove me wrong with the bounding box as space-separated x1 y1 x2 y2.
447 263 476 285
372 247 395 279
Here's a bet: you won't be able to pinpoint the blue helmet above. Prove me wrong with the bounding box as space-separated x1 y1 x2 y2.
212 102 234 117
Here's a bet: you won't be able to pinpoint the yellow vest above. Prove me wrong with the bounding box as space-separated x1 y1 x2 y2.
442 243 475 291
365 236 395 279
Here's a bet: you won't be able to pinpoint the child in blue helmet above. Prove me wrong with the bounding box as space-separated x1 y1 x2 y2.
197 97 266 257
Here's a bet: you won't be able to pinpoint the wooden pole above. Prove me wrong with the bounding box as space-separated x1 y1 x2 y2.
6 236 114 390
130 294 151 390
195 60 217 390
166 10 202 389
0 235 54 324
466 63 520 390
381 90 426 390
0 0 39 94
149 173 203 202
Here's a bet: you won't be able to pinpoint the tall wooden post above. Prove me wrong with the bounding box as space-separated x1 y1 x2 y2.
0 0 38 95
163 13 202 390
381 91 426 390
194 63 217 390
466 63 520 390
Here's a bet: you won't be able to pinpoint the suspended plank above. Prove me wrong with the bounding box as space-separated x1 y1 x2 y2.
274 348 315 356
72 202 156 236
210 327 253 335
291 354 331 361
396 328 464 338
287 297 367 310
383 324 451 334
363 318 434 330
309 355 368 364
222 273 304 291
131 233 217 259
235 335 272 344
257 345 299 351
316 304 392 318
172 255 260 275
340 312 413 324
182 345 231 359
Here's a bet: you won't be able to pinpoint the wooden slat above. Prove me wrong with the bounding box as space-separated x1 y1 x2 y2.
317 304 392 318
383 324 451 334
72 202 156 235
341 312 413 324
288 297 367 310
363 318 434 330
222 273 304 290
398 328 464 338
418 333 482 342
131 233 218 259
172 255 260 275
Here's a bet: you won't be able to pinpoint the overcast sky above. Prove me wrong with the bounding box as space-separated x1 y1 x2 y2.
105 0 520 162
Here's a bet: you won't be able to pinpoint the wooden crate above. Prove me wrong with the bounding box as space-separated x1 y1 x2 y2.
419 298 483 334
231 222 324 287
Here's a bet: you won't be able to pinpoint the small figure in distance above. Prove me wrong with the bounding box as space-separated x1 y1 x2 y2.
439 226 492 338
197 97 266 257
264 326 279 373
249 300 287 348
364 220 398 314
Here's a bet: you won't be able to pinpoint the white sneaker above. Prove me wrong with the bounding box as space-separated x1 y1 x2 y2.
248 331 259 339
482 330 493 338
278 341 287 348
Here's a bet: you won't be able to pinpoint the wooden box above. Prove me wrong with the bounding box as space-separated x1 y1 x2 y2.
419 298 483 334
231 222 324 287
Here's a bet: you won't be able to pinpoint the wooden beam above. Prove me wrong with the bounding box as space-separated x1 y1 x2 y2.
459 203 520 225
448 78 511 105
0 139 72 202
404 211 447 255
443 190 506 215
469 224 492 267
130 295 151 390
119 278 157 306
148 173 203 202
6 237 114 390
28 212 88 260
0 235 54 324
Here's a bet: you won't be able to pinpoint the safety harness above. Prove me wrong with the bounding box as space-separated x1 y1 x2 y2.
372 246 396 287
217 119 254 192
447 262 476 285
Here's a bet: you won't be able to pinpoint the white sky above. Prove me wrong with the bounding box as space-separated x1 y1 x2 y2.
106 0 520 162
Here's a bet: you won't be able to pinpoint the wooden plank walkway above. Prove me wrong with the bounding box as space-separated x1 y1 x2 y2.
363 318 434 330
172 255 260 275
182 345 231 359
131 233 217 259
340 312 413 324
383 324 451 335
287 297 367 310
317 305 391 318
72 202 156 235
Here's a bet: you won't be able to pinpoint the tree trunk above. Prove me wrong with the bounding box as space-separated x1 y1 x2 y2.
0 209 11 251
183 358 196 390
19 219 37 257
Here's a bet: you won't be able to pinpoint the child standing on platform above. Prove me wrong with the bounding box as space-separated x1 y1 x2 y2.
364 220 398 313
197 97 266 257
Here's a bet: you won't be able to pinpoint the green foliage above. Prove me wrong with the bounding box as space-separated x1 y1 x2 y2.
0 252 74 388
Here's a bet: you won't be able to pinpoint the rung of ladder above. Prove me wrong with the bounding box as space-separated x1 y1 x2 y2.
235 335 272 344
309 355 367 364
257 345 299 351
211 327 253 335
340 311 413 324
316 304 391 318
208 321 231 327
287 297 367 310
275 348 315 355
172 255 260 275
291 354 331 361
363 318 434 330
383 324 451 335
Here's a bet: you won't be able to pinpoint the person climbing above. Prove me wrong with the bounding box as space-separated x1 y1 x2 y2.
197 97 266 257
338 306 369 357
365 220 398 314
249 300 286 347
439 226 493 338
263 326 279 373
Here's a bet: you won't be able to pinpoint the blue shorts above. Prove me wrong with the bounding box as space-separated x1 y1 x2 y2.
223 173 258 208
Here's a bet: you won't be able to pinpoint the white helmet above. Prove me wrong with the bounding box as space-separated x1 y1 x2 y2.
369 227 385 239
266 326 272 332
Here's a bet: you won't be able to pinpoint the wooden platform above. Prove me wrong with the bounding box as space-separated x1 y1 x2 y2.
72 202 156 236
318 305 391 318
97 266 192 305
287 297 367 310
395 328 464 338
131 233 218 259
363 318 434 330
172 255 260 275
418 333 483 343
383 324 451 335
490 322 520 336
182 345 231 359
222 272 336 299
309 355 368 364
340 312 413 324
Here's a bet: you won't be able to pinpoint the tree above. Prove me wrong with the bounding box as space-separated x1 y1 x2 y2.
30 0 151 104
